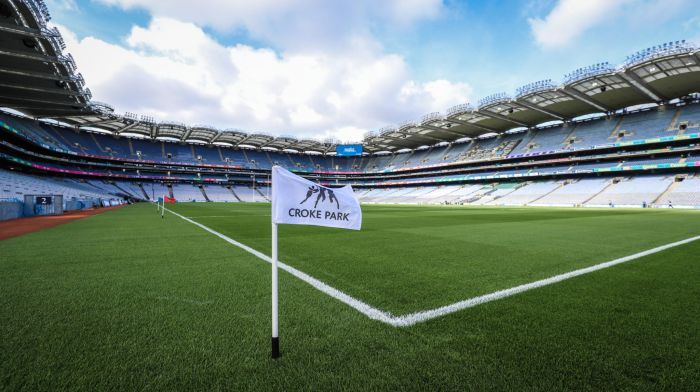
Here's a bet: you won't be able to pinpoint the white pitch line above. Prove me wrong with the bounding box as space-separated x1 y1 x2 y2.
165 208 394 324
163 207 700 327
392 234 700 326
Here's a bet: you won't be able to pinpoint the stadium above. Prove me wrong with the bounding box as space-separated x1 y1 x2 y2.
1 0 700 390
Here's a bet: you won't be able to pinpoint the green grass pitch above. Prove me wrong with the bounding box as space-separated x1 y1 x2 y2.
1 202 699 390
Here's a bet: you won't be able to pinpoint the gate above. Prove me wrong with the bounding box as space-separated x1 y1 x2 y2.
24 195 64 216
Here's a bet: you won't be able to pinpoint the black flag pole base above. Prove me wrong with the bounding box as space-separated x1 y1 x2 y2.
271 337 280 359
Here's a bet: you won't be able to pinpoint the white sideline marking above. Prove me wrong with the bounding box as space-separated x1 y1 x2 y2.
163 207 700 327
165 208 394 324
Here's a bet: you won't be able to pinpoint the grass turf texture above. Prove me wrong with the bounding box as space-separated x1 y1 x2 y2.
0 202 698 390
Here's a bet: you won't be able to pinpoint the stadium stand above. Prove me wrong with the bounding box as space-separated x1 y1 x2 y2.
0 5 699 218
530 179 612 206
487 181 561 206
655 175 700 207
584 176 673 207
0 169 125 207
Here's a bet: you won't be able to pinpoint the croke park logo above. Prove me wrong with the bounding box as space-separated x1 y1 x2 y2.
299 185 340 209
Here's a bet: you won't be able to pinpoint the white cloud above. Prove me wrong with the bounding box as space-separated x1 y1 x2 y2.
46 0 79 12
56 17 472 142
528 0 634 49
97 0 443 52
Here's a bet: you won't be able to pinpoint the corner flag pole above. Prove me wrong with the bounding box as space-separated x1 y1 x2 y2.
271 220 280 358
161 194 164 218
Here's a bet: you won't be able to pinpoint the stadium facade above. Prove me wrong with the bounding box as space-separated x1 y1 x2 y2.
2 0 700 219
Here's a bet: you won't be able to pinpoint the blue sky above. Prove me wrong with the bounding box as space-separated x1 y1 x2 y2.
46 0 700 141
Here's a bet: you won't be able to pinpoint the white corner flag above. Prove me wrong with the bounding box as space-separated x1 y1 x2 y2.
269 165 362 358
272 166 362 230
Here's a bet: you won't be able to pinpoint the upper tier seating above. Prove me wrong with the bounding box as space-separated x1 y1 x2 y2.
3 102 700 173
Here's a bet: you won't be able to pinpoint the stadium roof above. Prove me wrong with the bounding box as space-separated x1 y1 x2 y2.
1 1 700 154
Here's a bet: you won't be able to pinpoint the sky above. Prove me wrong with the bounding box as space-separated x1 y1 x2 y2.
45 0 700 142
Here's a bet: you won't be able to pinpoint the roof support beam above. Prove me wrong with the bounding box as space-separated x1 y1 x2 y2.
0 21 43 38
79 117 120 127
0 94 85 108
236 134 253 147
420 123 473 138
513 101 565 120
5 107 90 117
115 122 139 135
0 48 58 63
258 138 277 148
443 117 499 133
210 132 223 143
180 128 193 141
0 81 82 97
559 87 611 112
476 109 529 127
618 71 666 102
409 131 444 142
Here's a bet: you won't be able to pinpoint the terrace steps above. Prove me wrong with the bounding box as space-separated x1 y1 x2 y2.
668 108 682 133
561 124 578 149
229 187 242 202
255 187 270 202
50 126 73 146
441 143 455 161
653 177 683 204
608 117 625 140
90 133 104 153
265 151 274 167
527 181 566 205
582 179 617 205
200 186 211 202
111 182 135 198
286 153 297 168
137 183 150 200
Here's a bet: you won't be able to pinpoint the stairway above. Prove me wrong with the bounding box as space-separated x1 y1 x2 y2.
242 150 253 167
561 123 578 148
608 117 625 140
229 187 242 202
667 108 682 133
286 153 297 168
138 183 150 200
264 151 275 167
652 177 683 204
527 182 566 205
218 147 226 163
90 133 105 153
582 178 618 205
200 186 211 202
110 182 134 198
255 187 271 202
